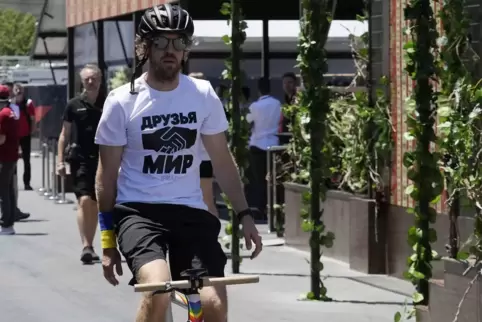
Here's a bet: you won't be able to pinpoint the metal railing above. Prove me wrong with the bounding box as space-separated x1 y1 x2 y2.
266 145 288 234
37 138 73 205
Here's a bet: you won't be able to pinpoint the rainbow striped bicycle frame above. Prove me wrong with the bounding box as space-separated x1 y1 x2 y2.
167 291 203 322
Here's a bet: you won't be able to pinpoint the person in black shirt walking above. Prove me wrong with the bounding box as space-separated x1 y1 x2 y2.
57 64 103 264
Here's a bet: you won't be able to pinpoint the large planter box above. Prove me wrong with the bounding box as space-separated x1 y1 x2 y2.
417 258 482 322
283 182 385 274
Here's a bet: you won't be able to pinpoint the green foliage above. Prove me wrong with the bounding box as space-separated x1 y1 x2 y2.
297 0 335 301
438 0 482 263
326 17 392 194
109 68 130 90
402 0 442 308
0 9 36 56
220 0 248 273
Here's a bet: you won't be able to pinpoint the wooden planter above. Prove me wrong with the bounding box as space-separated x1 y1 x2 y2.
283 182 385 274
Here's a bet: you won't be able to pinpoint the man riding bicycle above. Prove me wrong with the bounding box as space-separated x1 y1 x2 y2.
94 4 262 322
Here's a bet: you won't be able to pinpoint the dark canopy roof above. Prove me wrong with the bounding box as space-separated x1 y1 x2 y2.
30 0 67 60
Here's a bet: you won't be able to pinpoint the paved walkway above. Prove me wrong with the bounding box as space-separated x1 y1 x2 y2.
0 157 413 321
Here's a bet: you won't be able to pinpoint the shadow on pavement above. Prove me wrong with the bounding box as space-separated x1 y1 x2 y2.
329 299 407 305
17 219 49 223
15 233 49 236
238 272 412 297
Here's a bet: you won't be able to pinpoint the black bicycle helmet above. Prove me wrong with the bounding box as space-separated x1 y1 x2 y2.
138 3 194 39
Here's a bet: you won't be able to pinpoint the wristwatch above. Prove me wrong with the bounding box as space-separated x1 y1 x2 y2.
237 208 253 222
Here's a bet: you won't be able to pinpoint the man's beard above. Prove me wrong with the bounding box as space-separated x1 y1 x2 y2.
150 59 182 82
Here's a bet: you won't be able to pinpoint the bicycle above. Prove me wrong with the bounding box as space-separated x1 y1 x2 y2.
134 265 259 322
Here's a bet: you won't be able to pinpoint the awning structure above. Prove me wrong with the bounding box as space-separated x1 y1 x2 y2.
0 0 45 18
31 0 67 60
66 0 170 27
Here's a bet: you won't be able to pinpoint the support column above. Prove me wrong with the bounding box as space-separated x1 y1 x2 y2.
97 20 107 98
261 18 270 78
67 27 75 99
180 0 190 74
133 11 143 78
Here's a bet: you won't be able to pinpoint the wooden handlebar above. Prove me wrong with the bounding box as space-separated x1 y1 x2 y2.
134 275 259 292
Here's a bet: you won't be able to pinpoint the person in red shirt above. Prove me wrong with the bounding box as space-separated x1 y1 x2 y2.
0 84 20 235
12 83 35 190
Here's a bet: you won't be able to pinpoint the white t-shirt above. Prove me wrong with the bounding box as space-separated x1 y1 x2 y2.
94 74 229 210
246 95 281 150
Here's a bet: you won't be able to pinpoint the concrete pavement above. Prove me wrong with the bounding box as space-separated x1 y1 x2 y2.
0 157 414 321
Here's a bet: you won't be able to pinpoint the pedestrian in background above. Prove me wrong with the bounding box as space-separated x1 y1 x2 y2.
0 85 20 235
246 77 281 217
57 64 103 264
13 83 36 191
2 82 30 222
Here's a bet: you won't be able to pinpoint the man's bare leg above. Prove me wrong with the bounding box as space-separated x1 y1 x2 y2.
200 285 228 322
136 259 171 322
77 195 99 263
77 195 98 247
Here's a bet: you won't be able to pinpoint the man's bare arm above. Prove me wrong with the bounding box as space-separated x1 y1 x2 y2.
96 145 123 212
202 132 249 213
57 121 72 163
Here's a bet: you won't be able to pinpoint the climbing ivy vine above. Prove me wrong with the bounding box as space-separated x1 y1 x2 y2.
220 0 249 274
403 0 442 308
297 0 335 301
439 0 482 262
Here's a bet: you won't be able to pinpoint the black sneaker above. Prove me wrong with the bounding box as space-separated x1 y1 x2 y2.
24 185 33 191
15 210 30 222
80 246 99 264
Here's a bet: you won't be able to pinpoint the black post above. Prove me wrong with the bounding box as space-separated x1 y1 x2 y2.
97 20 107 96
180 0 190 74
230 0 242 274
133 11 143 78
261 19 270 78
67 27 75 99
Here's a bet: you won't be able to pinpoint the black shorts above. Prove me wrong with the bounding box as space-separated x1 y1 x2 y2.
200 160 213 178
113 203 227 285
70 161 97 201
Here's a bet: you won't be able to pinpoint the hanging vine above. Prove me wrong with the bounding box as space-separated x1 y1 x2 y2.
439 0 482 261
437 1 482 320
297 0 335 301
438 0 473 260
403 0 443 307
220 0 249 274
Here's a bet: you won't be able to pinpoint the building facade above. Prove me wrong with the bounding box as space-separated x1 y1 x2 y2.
65 0 364 100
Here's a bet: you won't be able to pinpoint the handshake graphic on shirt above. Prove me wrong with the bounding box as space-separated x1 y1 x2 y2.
142 126 197 154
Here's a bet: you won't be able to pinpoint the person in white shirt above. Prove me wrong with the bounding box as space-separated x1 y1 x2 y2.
94 4 262 322
245 77 282 216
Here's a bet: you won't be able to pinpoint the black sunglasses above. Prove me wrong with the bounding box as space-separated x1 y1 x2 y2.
151 36 190 51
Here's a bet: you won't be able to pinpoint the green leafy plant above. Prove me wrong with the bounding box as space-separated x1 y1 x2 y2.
327 13 392 197
296 0 336 301
219 0 249 273
438 0 482 261
402 0 442 308
109 67 130 90
0 9 36 55
437 1 482 320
